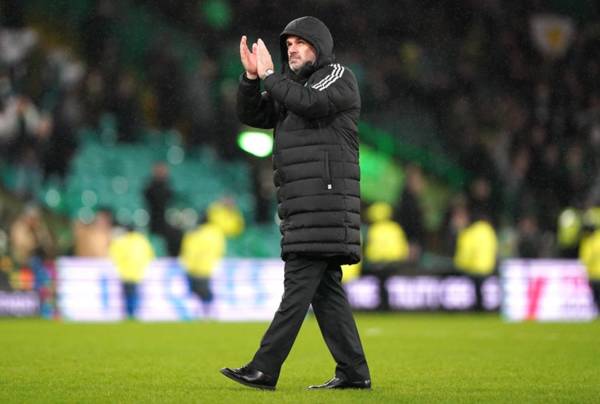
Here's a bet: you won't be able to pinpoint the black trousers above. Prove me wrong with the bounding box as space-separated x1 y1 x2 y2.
249 256 370 383
187 275 213 303
590 280 600 313
470 275 486 312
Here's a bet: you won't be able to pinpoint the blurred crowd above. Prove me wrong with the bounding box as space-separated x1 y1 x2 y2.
135 0 600 261
1 0 600 292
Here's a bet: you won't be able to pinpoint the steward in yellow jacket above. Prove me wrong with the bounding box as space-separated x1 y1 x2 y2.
362 202 410 311
454 220 498 276
207 199 245 237
581 229 600 280
364 202 410 272
579 210 600 313
109 229 155 318
180 223 226 278
179 219 226 317
454 218 497 311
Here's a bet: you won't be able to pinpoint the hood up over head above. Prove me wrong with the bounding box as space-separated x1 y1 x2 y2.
279 16 335 79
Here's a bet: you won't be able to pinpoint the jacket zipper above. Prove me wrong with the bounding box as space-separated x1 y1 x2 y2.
324 151 332 190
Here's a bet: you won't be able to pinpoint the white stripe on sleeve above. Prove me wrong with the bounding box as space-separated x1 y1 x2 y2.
311 64 339 88
311 64 345 91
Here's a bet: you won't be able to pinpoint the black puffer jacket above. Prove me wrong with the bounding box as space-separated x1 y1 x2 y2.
237 16 361 264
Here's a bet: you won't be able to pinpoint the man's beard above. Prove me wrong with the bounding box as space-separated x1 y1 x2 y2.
289 60 315 79
289 60 302 73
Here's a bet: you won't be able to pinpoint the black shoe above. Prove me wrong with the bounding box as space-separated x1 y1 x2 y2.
308 377 371 390
220 366 276 390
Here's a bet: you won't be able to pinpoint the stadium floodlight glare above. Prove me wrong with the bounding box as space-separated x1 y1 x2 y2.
237 130 273 157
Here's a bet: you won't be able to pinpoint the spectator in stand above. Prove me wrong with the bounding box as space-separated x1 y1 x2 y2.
441 196 470 256
72 208 114 257
186 58 218 147
108 71 144 143
79 0 117 66
146 37 184 131
563 143 592 206
43 99 79 181
81 68 108 129
0 70 17 151
250 157 276 224
0 69 52 199
393 165 426 261
515 213 545 259
467 176 498 226
9 204 55 269
0 5 38 71
38 49 85 181
144 162 181 256
9 204 55 310
144 161 172 234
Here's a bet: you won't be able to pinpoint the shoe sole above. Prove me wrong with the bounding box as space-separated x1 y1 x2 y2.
220 368 276 391
307 386 372 390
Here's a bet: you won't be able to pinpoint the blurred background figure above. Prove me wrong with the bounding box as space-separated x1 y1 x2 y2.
341 262 361 284
467 176 498 226
393 165 425 261
250 157 276 224
8 204 55 316
179 209 226 319
144 162 181 256
515 213 544 259
441 197 470 256
186 58 218 148
364 201 409 311
9 204 55 271
109 225 155 319
206 198 245 238
453 210 498 312
72 207 113 257
579 207 600 314
145 36 184 132
365 202 410 272
110 71 143 143
0 83 52 199
557 207 583 258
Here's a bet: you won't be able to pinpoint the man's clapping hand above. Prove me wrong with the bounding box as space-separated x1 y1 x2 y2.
240 35 258 80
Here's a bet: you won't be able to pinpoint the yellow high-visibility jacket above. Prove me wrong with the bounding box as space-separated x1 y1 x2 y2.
580 230 600 280
342 262 361 283
365 220 409 263
454 220 498 275
207 202 245 237
179 223 225 277
109 231 155 283
557 208 581 249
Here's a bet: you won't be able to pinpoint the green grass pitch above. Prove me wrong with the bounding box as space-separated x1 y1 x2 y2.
1 313 599 403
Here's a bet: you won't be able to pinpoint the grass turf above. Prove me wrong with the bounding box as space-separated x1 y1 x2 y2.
1 313 599 403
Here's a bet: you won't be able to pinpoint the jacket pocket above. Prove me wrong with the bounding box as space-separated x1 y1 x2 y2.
323 151 332 190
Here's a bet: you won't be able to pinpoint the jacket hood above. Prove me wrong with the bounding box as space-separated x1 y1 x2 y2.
280 16 335 78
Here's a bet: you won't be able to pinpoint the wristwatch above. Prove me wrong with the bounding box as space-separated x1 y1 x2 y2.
264 68 274 78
